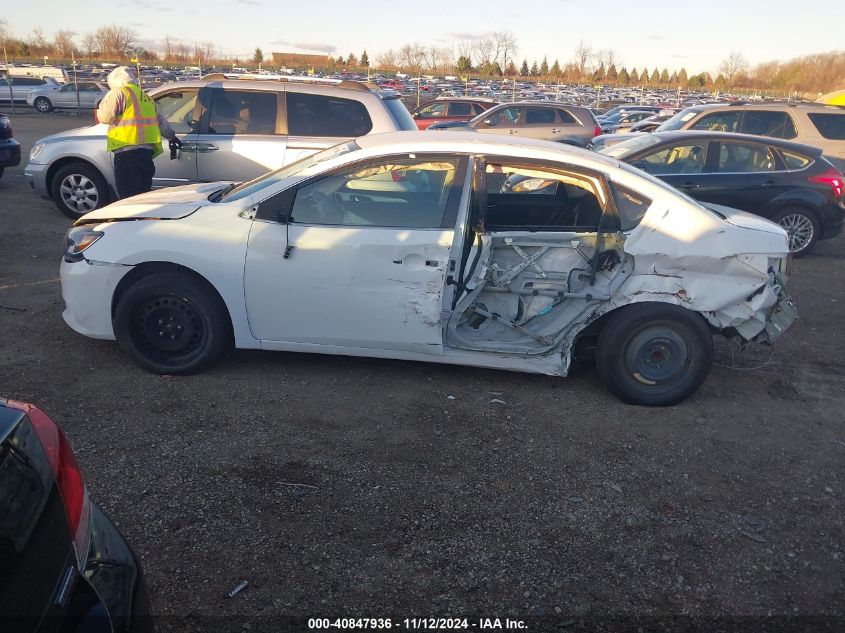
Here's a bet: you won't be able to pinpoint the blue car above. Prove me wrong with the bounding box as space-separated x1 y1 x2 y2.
0 112 21 179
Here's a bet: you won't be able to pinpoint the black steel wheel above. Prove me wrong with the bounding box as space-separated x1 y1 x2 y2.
113 272 229 374
596 303 713 406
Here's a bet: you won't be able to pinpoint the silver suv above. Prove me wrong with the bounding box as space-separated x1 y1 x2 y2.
25 78 416 218
657 102 845 170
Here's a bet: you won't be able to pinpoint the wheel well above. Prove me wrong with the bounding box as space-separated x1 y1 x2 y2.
572 301 713 358
112 262 235 345
47 158 108 196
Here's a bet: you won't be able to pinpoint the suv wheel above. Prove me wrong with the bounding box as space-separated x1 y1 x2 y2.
50 163 109 219
33 96 53 113
772 207 820 256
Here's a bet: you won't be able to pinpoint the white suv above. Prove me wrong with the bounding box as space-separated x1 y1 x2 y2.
26 78 416 218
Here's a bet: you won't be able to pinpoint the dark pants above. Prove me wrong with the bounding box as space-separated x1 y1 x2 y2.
113 147 155 199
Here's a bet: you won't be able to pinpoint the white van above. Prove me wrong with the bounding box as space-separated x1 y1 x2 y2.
6 65 68 84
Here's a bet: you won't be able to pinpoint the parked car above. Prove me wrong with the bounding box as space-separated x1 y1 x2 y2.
627 112 677 133
410 97 496 130
656 102 845 170
601 110 659 134
27 81 109 113
428 101 600 147
0 75 60 103
0 112 21 179
596 105 663 124
60 131 796 406
600 131 844 254
26 78 416 219
0 398 152 632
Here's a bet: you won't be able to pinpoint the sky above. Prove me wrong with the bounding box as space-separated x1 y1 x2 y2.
5 0 845 75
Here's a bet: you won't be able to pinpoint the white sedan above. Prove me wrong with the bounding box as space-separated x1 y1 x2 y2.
60 132 797 405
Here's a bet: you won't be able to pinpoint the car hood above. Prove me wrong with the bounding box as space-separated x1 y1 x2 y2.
704 203 788 237
76 182 230 224
39 123 108 143
429 121 473 130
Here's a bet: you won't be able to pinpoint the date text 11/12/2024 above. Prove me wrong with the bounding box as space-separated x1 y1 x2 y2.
307 618 528 629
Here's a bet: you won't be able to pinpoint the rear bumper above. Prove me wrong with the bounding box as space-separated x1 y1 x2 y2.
84 503 153 633
0 138 20 168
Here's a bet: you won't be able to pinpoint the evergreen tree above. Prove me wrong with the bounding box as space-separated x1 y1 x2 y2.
714 74 727 90
550 59 561 77
670 70 678 84
678 68 688 85
629 68 639 83
618 67 630 84
505 61 517 76
641 67 650 83
607 63 618 82
660 68 670 83
540 56 549 76
347 53 358 67
520 59 529 76
456 55 473 73
650 68 660 84
593 63 605 82
253 48 264 64
530 60 539 76
360 50 369 67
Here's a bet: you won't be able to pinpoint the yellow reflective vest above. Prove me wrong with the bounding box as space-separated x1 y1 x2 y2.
106 84 163 157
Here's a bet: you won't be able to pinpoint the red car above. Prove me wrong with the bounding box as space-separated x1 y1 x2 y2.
411 98 497 130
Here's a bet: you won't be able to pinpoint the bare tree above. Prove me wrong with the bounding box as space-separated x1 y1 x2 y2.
472 35 495 67
162 35 174 61
95 25 136 58
374 48 398 70
398 43 426 73
53 30 76 59
28 27 49 55
490 31 518 70
0 19 12 48
572 40 593 81
81 32 101 57
718 51 749 85
596 49 620 73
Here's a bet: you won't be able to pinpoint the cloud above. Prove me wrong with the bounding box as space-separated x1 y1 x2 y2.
269 40 336 53
446 32 483 41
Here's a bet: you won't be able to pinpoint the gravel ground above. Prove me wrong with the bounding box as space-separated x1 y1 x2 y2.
1 113 843 631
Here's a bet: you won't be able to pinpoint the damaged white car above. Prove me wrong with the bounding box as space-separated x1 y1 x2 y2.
61 132 797 405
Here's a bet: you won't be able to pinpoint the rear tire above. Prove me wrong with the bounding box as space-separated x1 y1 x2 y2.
772 207 820 256
50 162 109 219
33 96 53 113
113 272 229 375
596 303 713 406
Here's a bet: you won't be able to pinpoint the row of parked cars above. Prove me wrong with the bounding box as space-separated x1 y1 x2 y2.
5 75 835 631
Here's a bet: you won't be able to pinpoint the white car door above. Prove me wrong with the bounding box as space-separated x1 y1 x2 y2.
151 87 200 188
243 155 469 352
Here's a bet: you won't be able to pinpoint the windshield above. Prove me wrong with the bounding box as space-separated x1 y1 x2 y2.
599 134 664 158
219 141 360 202
655 108 698 131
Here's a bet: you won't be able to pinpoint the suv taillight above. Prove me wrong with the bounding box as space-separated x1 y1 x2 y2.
593 126 601 137
809 168 844 199
7 401 91 568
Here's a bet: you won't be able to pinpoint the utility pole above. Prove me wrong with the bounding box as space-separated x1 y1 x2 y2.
72 50 80 113
3 46 14 114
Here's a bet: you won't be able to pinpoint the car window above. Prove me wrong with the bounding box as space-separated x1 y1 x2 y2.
779 150 813 170
636 143 708 175
417 102 447 118
524 108 556 125
609 181 652 231
740 111 797 139
154 89 199 134
290 156 463 228
60 84 74 92
556 109 577 124
807 113 845 140
471 103 488 115
488 106 522 126
716 143 776 172
689 110 741 132
208 90 277 135
448 102 472 117
287 92 373 137
484 163 606 231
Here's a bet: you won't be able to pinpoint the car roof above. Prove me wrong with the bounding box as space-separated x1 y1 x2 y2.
354 130 620 167
150 78 391 98
636 130 824 156
682 101 845 114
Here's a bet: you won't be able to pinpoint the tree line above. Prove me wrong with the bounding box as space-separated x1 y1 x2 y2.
1 21 842 94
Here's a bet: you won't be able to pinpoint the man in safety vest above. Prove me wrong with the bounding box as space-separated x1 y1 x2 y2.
96 66 182 199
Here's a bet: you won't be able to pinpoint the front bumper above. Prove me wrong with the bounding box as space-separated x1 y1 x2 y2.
0 138 20 168
84 503 153 633
754 272 797 345
24 161 51 198
61 258 133 340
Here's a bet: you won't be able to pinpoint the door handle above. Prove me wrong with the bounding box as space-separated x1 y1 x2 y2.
194 143 219 153
508 129 518 134
551 128 561 133
677 182 701 189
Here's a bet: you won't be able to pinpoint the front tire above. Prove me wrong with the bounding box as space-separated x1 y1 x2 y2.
596 303 714 406
113 272 230 374
50 162 109 219
772 207 820 256
33 96 53 113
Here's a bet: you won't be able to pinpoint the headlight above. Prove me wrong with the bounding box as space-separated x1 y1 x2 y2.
30 143 46 162
64 227 104 263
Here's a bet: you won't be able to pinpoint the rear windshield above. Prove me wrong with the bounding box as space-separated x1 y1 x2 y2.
599 134 664 158
807 113 845 140
656 108 699 131
384 98 417 131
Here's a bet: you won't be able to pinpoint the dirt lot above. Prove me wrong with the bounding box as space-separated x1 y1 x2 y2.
1 113 843 631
